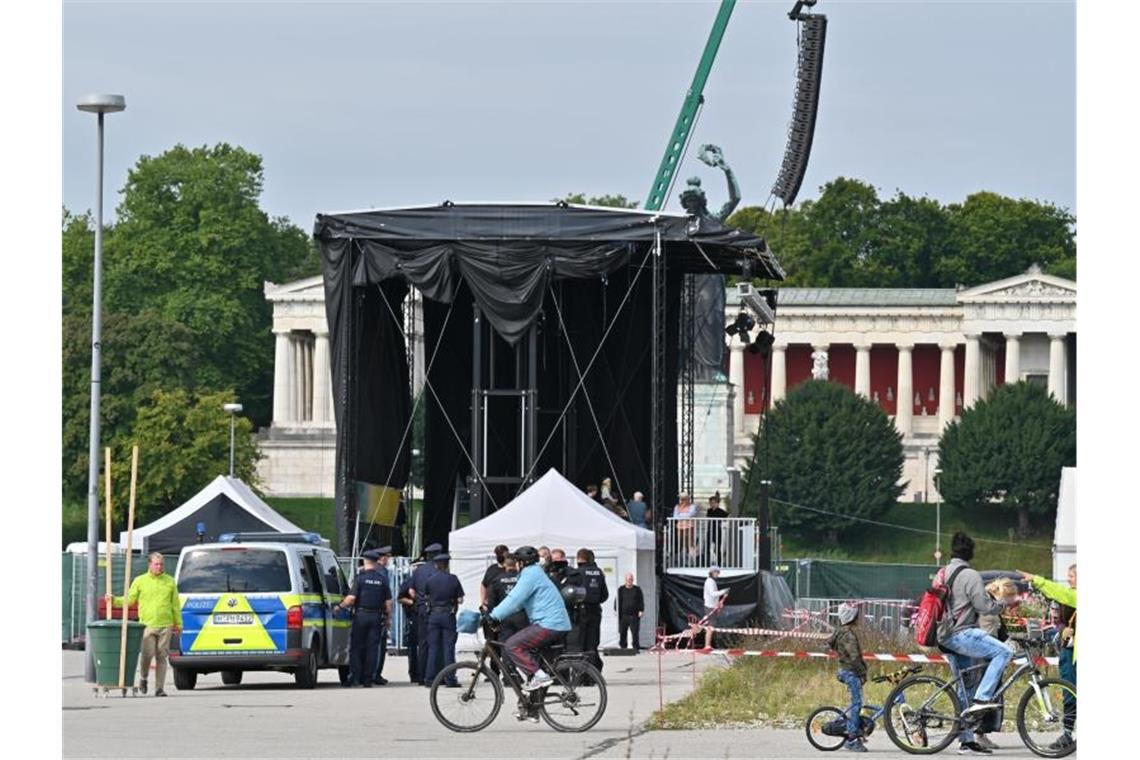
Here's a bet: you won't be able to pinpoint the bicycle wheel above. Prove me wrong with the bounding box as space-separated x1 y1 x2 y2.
1016 677 1076 758
883 675 962 754
429 661 503 733
805 706 848 751
538 658 608 733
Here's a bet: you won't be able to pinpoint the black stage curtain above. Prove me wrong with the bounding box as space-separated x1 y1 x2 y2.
660 572 762 635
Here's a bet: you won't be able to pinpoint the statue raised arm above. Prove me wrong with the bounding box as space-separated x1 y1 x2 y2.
698 144 740 222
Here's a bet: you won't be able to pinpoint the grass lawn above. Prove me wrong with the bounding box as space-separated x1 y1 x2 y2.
777 501 1053 576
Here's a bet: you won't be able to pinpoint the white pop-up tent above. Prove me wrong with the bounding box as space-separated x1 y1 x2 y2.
448 468 656 651
1052 467 1076 582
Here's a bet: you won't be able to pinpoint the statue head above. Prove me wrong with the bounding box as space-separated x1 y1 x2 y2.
679 177 709 217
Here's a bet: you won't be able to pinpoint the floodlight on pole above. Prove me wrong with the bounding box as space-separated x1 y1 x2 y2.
79 92 125 685
224 403 243 477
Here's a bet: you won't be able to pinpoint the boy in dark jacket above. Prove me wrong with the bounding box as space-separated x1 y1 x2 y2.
828 602 868 753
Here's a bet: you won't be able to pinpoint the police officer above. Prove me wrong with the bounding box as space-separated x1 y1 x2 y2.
575 548 609 672
485 553 528 676
410 542 443 684
370 546 393 685
423 553 464 688
336 549 392 687
396 566 420 684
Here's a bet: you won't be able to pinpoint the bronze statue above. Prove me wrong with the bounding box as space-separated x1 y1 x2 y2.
683 144 740 381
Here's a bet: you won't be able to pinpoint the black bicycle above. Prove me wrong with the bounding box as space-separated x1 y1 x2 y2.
805 666 923 751
428 617 608 733
883 633 1075 757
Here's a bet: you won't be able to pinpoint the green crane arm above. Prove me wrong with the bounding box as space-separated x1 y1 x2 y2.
643 0 737 212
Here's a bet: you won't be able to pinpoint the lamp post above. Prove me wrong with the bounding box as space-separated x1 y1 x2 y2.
78 93 125 684
223 403 243 477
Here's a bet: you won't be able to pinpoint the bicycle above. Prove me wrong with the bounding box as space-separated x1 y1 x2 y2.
883 632 1076 757
805 665 923 751
428 616 608 733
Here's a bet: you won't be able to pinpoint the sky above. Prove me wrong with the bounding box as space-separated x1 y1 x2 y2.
63 0 1076 230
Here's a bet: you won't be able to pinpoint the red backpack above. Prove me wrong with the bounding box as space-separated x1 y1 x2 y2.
913 564 967 647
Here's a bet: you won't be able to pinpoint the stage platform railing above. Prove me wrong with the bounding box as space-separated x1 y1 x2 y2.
663 517 758 573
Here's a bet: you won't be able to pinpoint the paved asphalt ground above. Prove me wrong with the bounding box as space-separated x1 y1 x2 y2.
62 649 1060 759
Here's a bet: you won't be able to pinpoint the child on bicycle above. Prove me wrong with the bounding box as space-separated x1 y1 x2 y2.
828 602 868 753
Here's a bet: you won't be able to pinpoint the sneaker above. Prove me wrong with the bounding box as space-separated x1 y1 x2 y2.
961 700 999 716
521 672 553 692
975 734 998 750
1047 733 1074 751
843 739 868 753
138 679 148 695
514 707 540 723
957 741 992 755
154 689 167 697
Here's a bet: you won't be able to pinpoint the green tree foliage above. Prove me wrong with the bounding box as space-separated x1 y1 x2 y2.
123 389 261 521
936 382 1075 535
554 193 639 208
742 380 905 542
727 178 1075 288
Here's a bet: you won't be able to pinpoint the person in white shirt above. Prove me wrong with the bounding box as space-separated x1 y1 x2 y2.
702 566 729 650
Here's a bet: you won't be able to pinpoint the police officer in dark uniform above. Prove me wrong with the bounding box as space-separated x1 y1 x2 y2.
574 548 609 672
484 553 529 675
410 542 442 684
335 549 392 687
423 553 464 687
396 566 420 683
370 545 393 685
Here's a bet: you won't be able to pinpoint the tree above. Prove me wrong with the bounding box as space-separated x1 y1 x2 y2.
741 380 905 543
553 193 639 208
120 389 261 521
936 382 1075 535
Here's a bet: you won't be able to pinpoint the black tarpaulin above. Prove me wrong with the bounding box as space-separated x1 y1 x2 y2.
316 203 785 551
660 572 762 635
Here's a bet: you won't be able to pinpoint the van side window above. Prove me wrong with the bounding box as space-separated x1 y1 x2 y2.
300 554 323 594
317 551 344 595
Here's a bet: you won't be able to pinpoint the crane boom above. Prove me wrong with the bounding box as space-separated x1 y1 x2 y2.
643 0 737 212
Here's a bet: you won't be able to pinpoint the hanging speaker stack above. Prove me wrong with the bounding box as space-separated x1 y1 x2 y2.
771 12 827 206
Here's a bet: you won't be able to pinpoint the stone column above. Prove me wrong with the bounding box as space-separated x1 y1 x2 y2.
729 341 746 435
1004 333 1021 386
963 334 981 408
770 345 787 403
938 343 956 431
895 343 914 437
854 343 872 398
273 331 291 425
313 331 331 425
1048 333 1067 403
291 337 303 422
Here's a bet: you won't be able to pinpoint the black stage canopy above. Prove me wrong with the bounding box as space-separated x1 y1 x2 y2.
316 203 784 551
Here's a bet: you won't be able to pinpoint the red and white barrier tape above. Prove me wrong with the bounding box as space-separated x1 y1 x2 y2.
650 647 1059 666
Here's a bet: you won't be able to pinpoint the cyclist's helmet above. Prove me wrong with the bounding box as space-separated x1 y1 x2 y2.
837 602 860 625
514 545 540 566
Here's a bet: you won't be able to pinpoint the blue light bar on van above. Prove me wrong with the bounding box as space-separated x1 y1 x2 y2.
217 532 324 545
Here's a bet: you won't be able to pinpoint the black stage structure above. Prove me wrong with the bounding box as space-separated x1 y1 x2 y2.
315 203 783 556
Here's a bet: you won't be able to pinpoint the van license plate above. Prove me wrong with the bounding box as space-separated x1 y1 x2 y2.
213 613 255 625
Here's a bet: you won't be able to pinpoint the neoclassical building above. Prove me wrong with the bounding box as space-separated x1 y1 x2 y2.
259 266 1075 502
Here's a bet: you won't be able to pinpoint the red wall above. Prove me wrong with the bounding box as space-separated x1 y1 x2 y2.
954 346 965 412
828 345 856 391
870 345 898 415
912 345 940 417
995 343 1006 386
743 349 767 413
786 345 813 391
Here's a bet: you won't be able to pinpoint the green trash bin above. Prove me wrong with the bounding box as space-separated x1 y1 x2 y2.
87 619 146 690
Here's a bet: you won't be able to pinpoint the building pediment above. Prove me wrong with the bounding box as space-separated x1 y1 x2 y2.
265 275 326 302
956 265 1075 303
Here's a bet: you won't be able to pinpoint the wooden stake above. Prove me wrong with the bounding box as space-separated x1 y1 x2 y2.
104 447 113 621
118 445 139 691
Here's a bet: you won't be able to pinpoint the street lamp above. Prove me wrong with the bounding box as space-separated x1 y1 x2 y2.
224 403 243 477
78 93 125 684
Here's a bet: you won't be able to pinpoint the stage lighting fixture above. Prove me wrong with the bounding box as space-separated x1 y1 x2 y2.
771 11 827 206
725 311 755 338
748 329 776 355
737 282 777 325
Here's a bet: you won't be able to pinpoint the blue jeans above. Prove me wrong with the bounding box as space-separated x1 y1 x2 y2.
1058 646 1076 733
942 628 1013 742
837 668 864 738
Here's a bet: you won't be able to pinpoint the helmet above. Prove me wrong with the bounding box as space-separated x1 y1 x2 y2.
837 602 860 626
514 546 539 566
561 584 586 606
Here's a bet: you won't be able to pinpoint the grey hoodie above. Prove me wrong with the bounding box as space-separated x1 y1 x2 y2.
937 557 1005 641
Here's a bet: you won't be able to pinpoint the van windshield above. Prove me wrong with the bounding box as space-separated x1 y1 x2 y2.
178 548 291 593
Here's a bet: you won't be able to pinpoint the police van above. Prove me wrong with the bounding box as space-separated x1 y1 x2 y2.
170 532 352 689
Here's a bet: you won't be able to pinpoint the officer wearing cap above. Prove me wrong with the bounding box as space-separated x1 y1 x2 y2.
370 546 393 685
336 549 392 687
423 553 464 687
410 542 443 684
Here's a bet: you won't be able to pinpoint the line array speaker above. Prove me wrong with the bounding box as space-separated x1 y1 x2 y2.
771 13 827 206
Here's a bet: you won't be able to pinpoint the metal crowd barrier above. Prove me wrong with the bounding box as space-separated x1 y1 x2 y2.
663 516 758 572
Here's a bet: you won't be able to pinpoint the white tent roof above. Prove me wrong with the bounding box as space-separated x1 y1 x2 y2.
449 468 654 555
120 475 306 548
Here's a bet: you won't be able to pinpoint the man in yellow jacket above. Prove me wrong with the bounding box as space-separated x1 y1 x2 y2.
1019 565 1076 750
108 552 182 696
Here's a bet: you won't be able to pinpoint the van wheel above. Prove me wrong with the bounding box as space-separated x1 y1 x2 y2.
221 670 243 686
173 668 197 691
295 643 319 689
